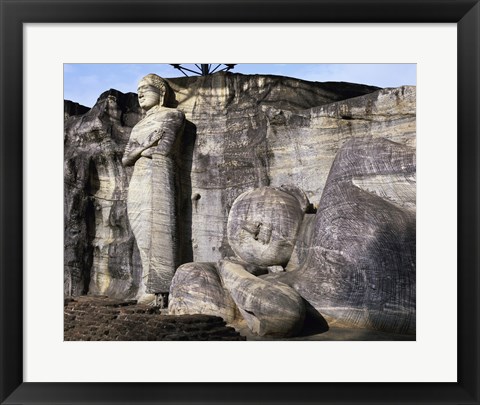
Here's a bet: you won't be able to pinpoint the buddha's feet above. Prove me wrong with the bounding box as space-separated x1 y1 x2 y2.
136 293 157 306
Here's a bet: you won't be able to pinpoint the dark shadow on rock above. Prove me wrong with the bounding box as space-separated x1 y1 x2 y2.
363 206 416 335
130 237 142 295
298 300 329 336
84 157 100 294
176 119 197 265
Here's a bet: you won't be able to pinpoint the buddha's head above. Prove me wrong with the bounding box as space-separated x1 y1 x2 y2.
137 74 172 111
227 186 308 267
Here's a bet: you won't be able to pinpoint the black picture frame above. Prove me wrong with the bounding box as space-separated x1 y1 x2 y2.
1 1 479 404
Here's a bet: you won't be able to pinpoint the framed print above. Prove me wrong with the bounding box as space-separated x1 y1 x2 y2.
62 61 417 344
1 0 479 404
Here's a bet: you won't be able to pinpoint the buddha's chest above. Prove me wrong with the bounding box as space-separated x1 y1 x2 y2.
131 114 167 143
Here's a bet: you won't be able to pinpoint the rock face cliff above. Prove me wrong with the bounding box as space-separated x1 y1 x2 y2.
64 72 415 310
64 100 90 121
64 90 142 297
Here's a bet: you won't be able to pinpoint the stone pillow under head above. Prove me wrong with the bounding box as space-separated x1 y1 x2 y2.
226 186 305 267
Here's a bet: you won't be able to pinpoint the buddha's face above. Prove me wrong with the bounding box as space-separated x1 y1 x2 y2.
137 80 162 111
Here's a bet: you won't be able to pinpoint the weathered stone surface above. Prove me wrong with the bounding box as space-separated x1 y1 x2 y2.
64 296 245 341
168 262 237 323
64 89 143 298
227 186 305 267
65 73 415 304
168 74 385 263
64 100 90 121
217 259 305 337
264 85 416 206
269 137 416 334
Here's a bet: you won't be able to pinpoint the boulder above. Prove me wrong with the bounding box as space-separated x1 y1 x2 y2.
168 262 237 323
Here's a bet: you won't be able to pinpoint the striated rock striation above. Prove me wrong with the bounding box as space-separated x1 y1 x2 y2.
65 72 416 309
64 90 142 298
167 74 386 263
168 262 237 323
267 137 416 334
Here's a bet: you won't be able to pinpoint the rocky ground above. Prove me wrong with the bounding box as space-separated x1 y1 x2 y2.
64 296 245 341
64 296 414 341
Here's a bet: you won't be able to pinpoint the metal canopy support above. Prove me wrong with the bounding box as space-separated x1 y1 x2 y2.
170 64 236 76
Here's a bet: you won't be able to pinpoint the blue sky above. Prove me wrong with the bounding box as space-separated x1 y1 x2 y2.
64 63 416 108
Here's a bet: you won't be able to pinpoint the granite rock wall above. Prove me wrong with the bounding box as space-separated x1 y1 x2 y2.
64 90 142 297
64 72 415 301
